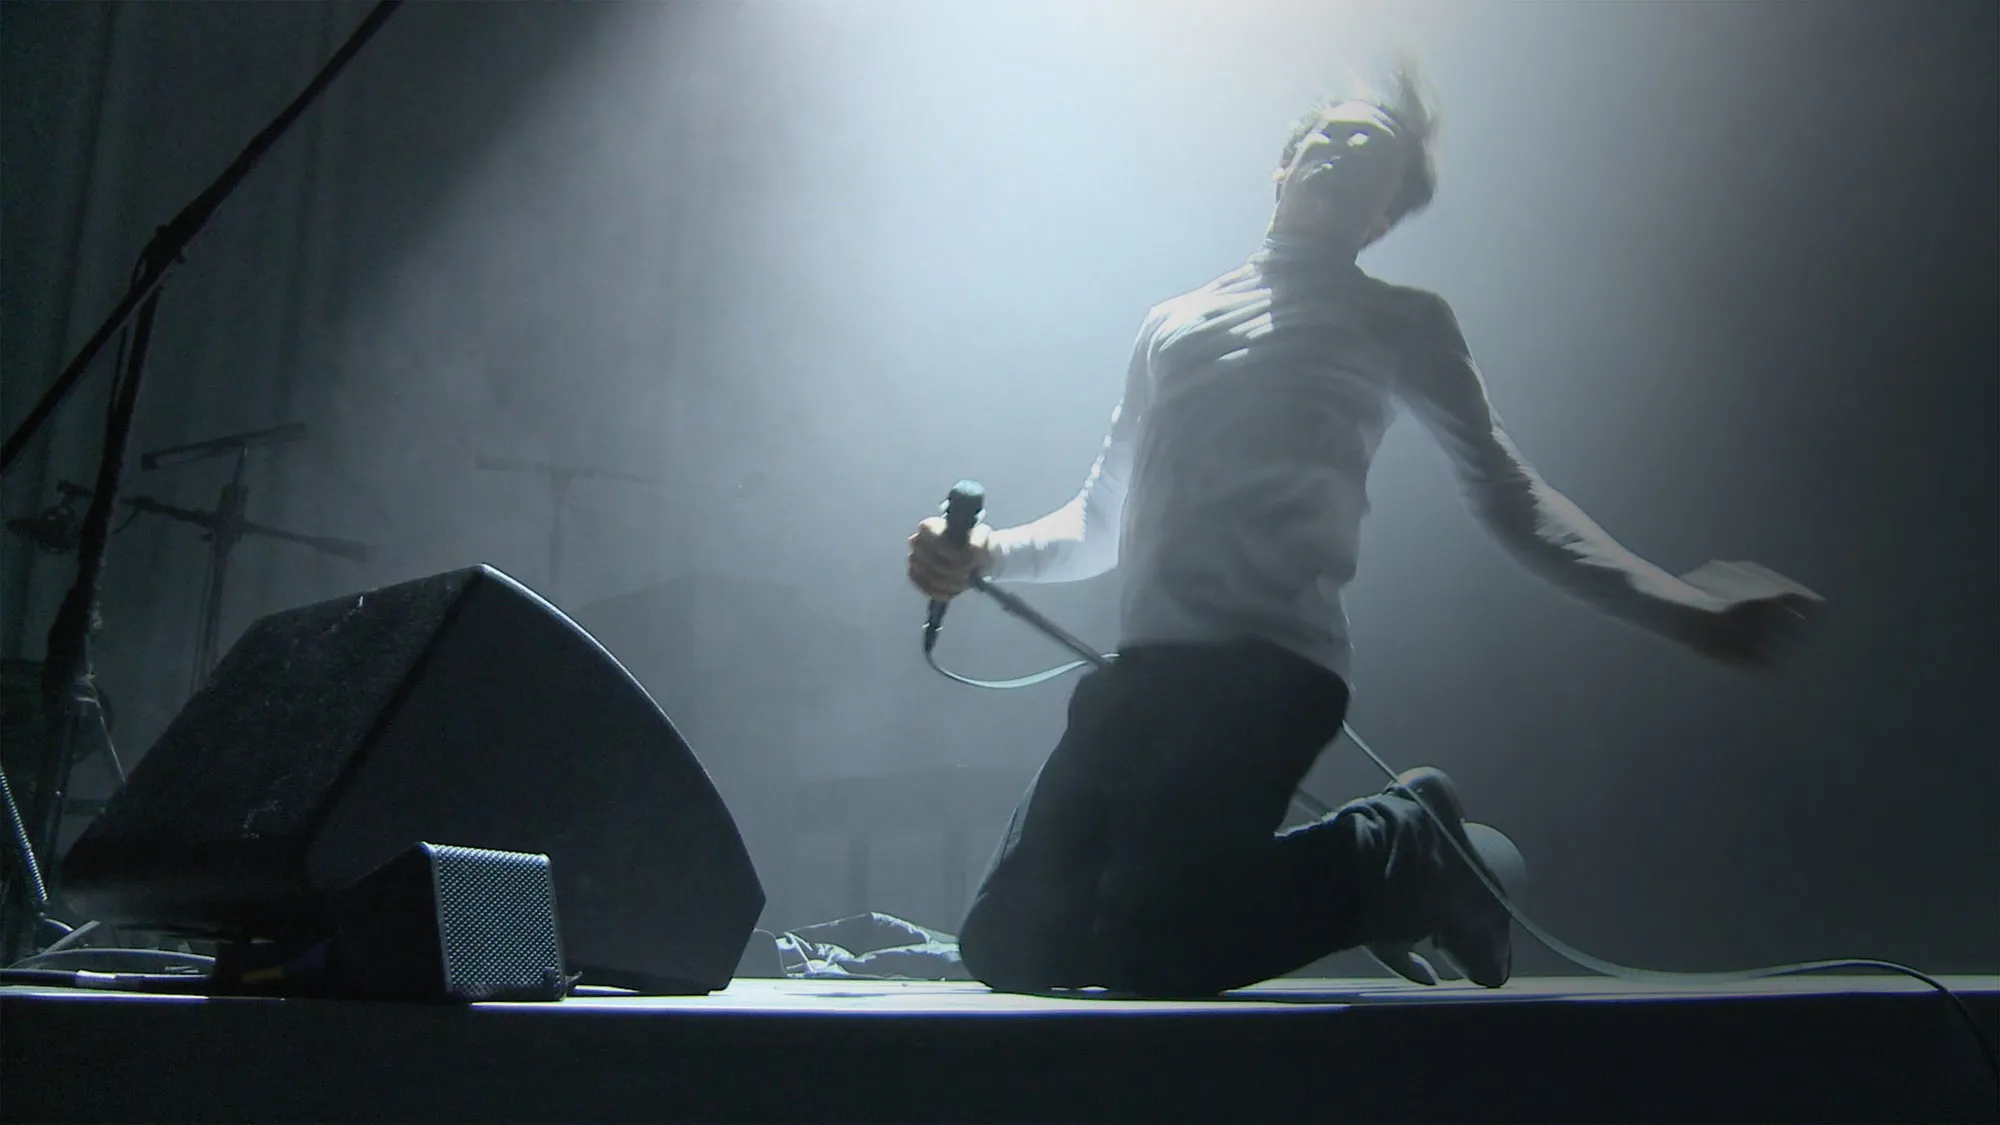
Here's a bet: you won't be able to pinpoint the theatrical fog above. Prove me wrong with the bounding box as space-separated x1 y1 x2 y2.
1 0 1994 1079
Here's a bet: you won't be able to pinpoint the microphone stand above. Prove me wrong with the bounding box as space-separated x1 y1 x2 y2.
474 456 657 604
0 469 376 921
189 451 253 696
166 468 379 693
0 1 403 965
134 423 375 693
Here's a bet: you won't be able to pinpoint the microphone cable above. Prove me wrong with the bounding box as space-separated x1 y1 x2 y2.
921 573 1999 1110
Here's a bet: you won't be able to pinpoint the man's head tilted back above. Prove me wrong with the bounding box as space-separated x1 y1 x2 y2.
1271 57 1440 253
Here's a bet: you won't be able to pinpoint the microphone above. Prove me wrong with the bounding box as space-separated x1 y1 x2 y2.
923 480 986 653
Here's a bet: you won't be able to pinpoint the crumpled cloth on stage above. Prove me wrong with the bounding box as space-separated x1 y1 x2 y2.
754 912 971 981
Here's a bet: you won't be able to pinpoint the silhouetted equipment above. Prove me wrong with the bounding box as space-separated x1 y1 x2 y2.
473 455 658 604
0 452 374 908
0 659 120 825
0 2 407 967
213 842 569 1003
60 565 765 994
2 489 83 554
1 460 377 697
135 423 377 694
140 422 309 471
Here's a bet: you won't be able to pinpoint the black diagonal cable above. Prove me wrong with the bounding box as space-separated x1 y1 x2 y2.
0 0 403 474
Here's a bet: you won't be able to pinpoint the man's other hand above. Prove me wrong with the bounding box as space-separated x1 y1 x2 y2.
1687 592 1822 671
1673 560 1823 671
908 516 994 601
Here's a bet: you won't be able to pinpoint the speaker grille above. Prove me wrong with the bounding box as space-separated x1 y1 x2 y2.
431 845 563 1001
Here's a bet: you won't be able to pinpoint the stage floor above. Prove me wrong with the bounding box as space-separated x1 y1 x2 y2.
6 974 1998 1123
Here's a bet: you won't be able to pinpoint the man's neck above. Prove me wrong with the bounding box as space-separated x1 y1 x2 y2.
1260 222 1364 273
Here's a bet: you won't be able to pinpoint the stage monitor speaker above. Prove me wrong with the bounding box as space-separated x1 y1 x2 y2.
59 564 764 994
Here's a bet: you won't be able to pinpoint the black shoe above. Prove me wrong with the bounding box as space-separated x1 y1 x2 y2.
1387 767 1519 989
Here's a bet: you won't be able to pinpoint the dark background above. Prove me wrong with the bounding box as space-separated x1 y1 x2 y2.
2 0 1993 975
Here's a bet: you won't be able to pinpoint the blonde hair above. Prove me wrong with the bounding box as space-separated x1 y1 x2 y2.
1277 52 1441 231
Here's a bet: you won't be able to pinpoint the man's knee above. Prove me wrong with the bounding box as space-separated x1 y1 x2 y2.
962 884 1230 997
1091 907 1219 998
959 884 1092 994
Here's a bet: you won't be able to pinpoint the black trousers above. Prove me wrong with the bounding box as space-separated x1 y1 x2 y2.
958 638 1456 997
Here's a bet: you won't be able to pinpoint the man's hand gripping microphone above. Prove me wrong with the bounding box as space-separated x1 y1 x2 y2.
923 480 987 653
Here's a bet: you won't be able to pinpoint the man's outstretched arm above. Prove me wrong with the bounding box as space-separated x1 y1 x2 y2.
1395 292 1737 645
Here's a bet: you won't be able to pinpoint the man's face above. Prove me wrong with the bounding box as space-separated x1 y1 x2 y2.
1272 101 1408 248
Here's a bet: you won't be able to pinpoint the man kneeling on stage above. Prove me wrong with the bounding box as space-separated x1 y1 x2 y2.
906 62 1817 999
